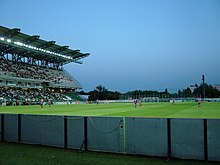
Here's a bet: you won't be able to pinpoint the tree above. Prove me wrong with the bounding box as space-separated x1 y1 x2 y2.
180 88 192 98
88 85 121 101
95 85 108 93
193 84 220 98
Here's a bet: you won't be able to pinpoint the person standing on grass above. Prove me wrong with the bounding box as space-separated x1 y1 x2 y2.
134 99 137 108
172 98 175 105
47 98 51 107
40 99 44 109
198 97 201 109
138 99 143 107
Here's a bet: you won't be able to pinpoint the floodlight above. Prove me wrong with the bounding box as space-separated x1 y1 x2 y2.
0 35 74 60
15 42 23 46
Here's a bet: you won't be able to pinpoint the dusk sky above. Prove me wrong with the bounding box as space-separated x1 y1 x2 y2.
1 0 220 92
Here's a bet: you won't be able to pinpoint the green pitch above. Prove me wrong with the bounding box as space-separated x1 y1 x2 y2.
1 102 220 118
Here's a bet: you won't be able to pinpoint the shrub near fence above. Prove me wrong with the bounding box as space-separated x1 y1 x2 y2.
0 114 220 162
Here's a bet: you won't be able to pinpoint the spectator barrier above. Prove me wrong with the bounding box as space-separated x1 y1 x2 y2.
4 114 19 142
207 119 220 161
0 114 220 161
171 119 205 160
0 114 2 140
66 116 85 149
87 116 124 153
126 118 168 157
21 115 64 147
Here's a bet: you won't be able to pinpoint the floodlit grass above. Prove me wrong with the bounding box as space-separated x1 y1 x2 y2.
0 102 220 118
0 142 219 165
1 102 220 164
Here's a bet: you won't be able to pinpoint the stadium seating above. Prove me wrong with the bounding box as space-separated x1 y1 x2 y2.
0 58 83 105
0 58 78 84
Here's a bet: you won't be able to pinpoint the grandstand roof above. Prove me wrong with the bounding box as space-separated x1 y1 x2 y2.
0 26 90 64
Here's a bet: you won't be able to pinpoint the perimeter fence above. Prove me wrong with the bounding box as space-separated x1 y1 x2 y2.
0 114 220 161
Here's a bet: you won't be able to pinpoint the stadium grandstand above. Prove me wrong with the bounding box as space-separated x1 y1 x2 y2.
0 25 90 106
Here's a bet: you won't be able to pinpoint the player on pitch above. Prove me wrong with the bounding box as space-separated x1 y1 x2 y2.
197 97 201 108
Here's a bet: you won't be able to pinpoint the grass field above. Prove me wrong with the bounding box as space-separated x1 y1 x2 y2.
1 102 220 164
0 142 219 165
0 102 220 118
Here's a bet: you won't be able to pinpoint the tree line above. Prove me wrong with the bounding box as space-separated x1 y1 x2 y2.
78 84 220 101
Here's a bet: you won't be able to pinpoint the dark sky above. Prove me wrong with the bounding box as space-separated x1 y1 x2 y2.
1 0 220 92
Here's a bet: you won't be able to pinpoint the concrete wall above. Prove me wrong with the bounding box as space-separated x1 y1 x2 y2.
207 119 220 161
87 116 124 153
126 118 167 157
67 116 85 149
21 115 64 147
1 114 220 161
4 114 18 142
171 119 204 160
0 114 2 141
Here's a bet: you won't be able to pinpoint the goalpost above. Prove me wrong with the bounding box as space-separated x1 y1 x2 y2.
142 97 160 103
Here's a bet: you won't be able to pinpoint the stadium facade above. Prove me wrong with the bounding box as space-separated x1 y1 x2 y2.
0 26 90 105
